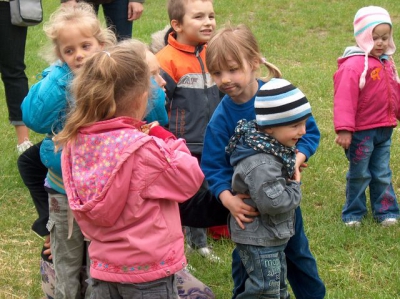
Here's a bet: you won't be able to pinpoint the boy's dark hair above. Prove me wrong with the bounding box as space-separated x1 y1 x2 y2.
167 0 213 23
167 0 186 23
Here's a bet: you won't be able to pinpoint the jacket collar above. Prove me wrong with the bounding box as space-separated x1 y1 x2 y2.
167 32 205 54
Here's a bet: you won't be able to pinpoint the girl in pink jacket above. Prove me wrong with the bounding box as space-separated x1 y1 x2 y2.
333 6 400 227
55 42 204 297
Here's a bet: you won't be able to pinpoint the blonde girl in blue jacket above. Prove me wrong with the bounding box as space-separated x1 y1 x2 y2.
21 3 116 298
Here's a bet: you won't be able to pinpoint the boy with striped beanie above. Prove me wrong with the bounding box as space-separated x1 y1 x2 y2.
224 77 311 298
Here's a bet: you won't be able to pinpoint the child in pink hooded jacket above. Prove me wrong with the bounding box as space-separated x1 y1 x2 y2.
333 6 400 227
56 42 204 297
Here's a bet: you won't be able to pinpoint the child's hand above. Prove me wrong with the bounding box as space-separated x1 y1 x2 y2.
141 121 160 134
293 150 307 182
335 131 352 149
43 235 52 260
219 190 259 229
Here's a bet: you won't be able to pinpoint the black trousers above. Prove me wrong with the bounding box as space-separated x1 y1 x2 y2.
0 1 28 124
17 142 49 236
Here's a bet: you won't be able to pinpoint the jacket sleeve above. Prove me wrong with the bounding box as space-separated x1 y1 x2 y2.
21 64 71 134
242 159 301 216
201 122 233 199
295 115 320 160
141 138 204 203
333 65 360 133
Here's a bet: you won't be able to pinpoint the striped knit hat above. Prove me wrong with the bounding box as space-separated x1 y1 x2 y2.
354 6 396 89
255 78 311 128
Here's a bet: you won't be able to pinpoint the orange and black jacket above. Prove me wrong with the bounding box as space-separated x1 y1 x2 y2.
156 32 221 155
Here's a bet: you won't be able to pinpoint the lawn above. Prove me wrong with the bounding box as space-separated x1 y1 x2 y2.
1 0 400 298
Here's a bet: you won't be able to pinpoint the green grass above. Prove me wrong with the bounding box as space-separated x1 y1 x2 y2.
1 0 400 298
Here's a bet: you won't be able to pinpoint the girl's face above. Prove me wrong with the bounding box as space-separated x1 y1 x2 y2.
57 24 103 73
146 51 166 91
211 56 258 104
264 119 307 147
370 23 391 58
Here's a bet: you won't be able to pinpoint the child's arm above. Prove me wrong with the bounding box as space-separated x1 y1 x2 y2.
142 126 204 202
295 116 320 160
201 124 258 229
22 63 71 134
333 65 358 137
291 116 320 181
219 191 258 229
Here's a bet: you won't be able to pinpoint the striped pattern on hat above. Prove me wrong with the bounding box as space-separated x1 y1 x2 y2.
255 78 311 128
354 6 394 55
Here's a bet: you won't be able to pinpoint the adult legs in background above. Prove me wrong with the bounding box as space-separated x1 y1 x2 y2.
0 2 31 152
101 0 133 41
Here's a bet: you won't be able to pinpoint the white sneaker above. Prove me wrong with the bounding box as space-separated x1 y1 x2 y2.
196 247 221 263
344 220 361 227
381 218 398 227
17 139 33 155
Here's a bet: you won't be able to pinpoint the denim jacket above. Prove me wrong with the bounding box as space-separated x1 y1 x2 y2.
229 143 301 247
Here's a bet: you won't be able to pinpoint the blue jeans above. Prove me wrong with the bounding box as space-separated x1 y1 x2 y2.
92 0 133 41
342 128 400 223
232 207 325 299
235 243 288 299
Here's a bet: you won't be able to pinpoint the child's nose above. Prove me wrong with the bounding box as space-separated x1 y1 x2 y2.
76 51 84 60
221 75 230 84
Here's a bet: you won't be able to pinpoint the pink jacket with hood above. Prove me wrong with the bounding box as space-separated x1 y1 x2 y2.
62 116 204 283
333 46 400 133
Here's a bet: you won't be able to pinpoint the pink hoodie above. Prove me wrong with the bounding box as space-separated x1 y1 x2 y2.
333 49 400 133
62 117 204 283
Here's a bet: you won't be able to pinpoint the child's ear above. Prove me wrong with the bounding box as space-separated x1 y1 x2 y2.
171 19 182 33
265 127 274 135
251 58 260 71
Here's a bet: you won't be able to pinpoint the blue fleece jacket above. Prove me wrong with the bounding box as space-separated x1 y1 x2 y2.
201 79 320 199
21 61 73 194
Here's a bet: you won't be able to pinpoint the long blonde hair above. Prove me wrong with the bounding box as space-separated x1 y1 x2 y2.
43 2 116 62
206 24 282 82
55 43 150 148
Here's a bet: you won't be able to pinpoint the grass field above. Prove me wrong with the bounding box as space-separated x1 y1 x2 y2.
1 0 400 298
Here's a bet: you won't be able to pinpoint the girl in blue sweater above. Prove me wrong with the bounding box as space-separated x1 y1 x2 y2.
201 24 326 299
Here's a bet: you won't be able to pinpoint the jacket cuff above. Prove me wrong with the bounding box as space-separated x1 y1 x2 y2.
129 0 145 3
149 126 175 141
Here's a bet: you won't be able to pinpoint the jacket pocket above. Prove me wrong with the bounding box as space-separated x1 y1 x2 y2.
268 210 295 239
263 179 285 206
